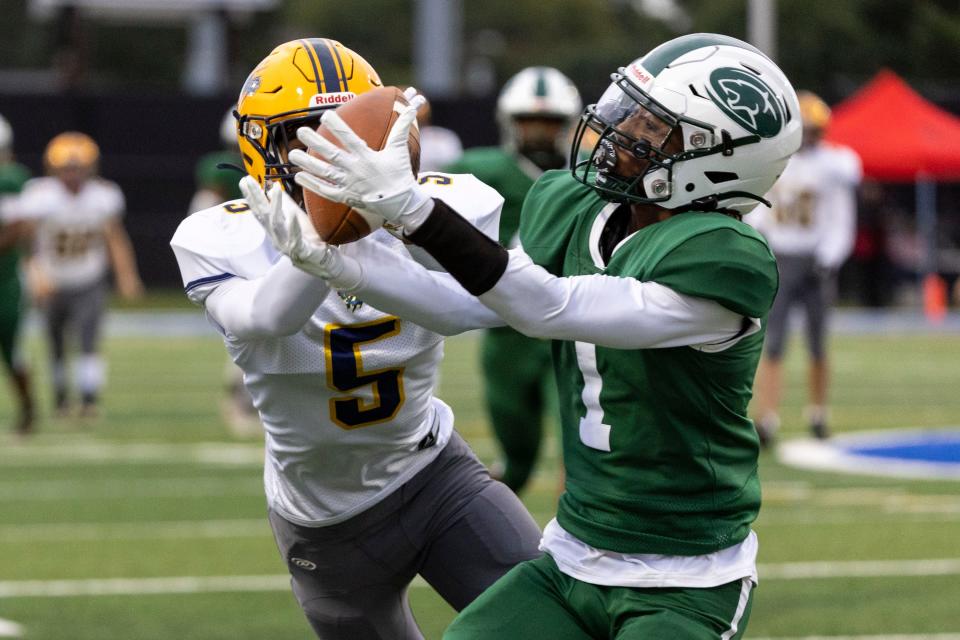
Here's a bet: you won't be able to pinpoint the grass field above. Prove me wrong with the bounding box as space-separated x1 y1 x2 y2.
1 302 959 639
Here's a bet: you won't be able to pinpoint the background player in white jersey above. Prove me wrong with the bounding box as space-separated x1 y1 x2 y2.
16 131 143 419
170 39 540 640
747 91 862 445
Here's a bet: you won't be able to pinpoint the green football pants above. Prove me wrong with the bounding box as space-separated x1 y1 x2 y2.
480 327 556 492
444 554 753 640
0 276 23 370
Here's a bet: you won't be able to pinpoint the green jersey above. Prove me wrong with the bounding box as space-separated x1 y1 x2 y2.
520 170 778 556
195 151 243 201
445 148 537 245
0 162 31 282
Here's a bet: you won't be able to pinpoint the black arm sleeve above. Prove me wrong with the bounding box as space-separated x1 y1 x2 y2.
404 198 510 296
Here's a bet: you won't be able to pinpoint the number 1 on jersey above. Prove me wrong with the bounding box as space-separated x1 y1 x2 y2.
575 341 611 451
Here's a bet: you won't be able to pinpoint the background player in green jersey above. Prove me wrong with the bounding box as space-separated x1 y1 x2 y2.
188 109 244 214
445 67 581 492
0 113 35 436
274 32 802 639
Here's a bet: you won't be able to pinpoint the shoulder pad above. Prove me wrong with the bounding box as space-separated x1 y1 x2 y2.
170 199 278 303
416 172 504 241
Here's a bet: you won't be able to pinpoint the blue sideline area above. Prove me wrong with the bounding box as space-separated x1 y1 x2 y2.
779 429 960 480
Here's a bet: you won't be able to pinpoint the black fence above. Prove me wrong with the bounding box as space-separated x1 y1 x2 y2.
2 90 959 306
0 90 498 288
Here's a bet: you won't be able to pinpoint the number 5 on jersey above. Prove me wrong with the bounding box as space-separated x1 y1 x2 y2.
324 318 405 430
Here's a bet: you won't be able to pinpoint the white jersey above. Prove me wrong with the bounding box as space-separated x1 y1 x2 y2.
170 173 502 526
417 125 464 172
16 176 125 290
748 142 862 269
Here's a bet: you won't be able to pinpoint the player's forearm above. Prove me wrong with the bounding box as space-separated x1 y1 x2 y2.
205 256 330 339
105 225 142 282
403 202 748 348
336 238 504 335
479 251 750 349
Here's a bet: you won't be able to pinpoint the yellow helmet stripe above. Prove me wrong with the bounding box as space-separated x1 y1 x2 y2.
307 38 344 94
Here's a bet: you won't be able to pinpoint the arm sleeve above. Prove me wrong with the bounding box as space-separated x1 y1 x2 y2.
169 212 330 340
202 256 331 340
477 249 757 350
815 149 862 270
815 185 858 269
336 237 505 335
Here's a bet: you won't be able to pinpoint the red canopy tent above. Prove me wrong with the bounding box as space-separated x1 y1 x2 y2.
823 70 960 318
825 69 960 182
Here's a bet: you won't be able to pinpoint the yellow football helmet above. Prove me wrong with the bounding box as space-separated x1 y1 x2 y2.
236 38 382 200
44 131 100 171
797 90 831 129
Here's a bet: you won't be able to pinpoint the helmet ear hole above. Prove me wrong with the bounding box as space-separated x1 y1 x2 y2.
705 171 739 184
685 183 695 192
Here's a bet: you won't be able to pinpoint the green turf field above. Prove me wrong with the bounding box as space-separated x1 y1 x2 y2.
1 307 959 639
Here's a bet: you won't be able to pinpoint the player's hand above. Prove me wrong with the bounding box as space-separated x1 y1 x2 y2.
288 93 434 232
239 177 359 286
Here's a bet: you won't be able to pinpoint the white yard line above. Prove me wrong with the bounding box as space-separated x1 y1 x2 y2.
751 636 960 640
0 442 263 467
760 558 960 579
0 619 22 638
2 558 960 598
0 478 264 502
0 519 268 542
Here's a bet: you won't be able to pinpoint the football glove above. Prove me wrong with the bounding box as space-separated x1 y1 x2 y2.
238 176 362 288
288 91 434 233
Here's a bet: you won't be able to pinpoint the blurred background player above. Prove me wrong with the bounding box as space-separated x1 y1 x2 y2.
187 107 260 436
188 108 244 214
415 96 463 172
0 112 35 436
748 91 863 445
17 131 144 419
444 66 581 493
171 39 540 640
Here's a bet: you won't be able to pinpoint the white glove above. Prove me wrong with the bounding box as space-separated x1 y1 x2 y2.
287 92 435 232
238 176 362 288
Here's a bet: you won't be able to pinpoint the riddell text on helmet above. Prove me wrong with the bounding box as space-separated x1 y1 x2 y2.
311 92 357 106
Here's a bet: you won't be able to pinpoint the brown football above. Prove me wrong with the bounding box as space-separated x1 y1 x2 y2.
303 86 422 244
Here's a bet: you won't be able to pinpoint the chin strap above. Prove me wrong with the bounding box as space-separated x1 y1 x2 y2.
686 190 771 212
215 162 247 175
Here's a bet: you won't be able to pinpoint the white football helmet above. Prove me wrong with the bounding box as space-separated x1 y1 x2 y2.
0 113 12 154
220 107 237 149
497 66 582 162
570 33 801 214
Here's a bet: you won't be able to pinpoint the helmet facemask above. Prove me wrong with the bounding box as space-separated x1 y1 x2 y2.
573 71 720 205
240 107 327 205
512 115 570 171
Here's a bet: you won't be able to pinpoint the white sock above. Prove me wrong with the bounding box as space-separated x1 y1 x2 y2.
77 355 106 397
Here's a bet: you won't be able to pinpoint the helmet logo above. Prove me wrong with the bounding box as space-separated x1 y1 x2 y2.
625 63 654 89
242 75 261 97
310 92 356 107
706 68 784 138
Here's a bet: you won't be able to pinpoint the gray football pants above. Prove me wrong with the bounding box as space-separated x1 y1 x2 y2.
267 431 543 640
45 279 108 360
764 253 835 360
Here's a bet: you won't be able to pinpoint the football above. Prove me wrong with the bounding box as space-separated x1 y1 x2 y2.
303 86 421 244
